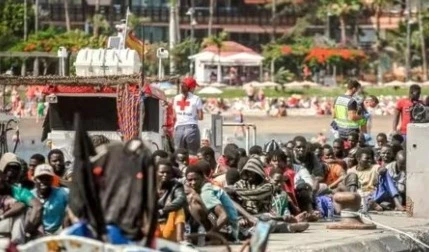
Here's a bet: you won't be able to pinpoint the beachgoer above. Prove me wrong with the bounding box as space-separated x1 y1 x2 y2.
392 84 422 139
245 84 255 103
36 98 45 123
173 77 203 155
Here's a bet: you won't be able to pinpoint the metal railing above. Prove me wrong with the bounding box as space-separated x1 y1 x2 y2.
222 123 256 152
38 4 409 29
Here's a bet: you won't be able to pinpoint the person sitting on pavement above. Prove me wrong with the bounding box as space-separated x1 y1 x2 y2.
173 148 190 177
347 147 404 211
374 133 388 164
270 169 308 223
185 164 239 242
228 157 309 233
215 143 239 174
47 149 68 187
264 150 300 214
385 150 406 205
0 153 42 244
27 154 45 181
321 145 346 190
331 139 348 170
212 147 239 187
379 145 395 167
31 164 69 235
156 160 187 242
197 146 217 175
248 145 263 157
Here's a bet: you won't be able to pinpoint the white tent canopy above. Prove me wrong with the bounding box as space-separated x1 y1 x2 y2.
189 41 264 84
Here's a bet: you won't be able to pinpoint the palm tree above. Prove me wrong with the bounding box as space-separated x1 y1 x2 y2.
319 0 361 45
202 31 228 82
208 0 216 36
63 0 71 32
418 0 427 80
169 0 179 74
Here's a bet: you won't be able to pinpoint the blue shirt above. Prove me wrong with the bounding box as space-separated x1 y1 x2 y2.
32 187 69 233
200 183 238 222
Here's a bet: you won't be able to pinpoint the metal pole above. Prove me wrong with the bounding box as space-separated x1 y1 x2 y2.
251 125 256 146
24 0 28 41
190 0 195 75
405 0 411 81
245 126 250 153
270 0 276 82
418 0 428 81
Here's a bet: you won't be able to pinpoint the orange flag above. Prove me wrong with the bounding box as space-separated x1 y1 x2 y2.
125 31 149 59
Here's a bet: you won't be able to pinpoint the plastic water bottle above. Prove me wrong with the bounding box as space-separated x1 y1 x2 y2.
197 225 205 247
185 222 191 237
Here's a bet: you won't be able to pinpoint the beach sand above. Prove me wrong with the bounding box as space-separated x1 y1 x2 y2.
17 115 394 140
13 115 394 160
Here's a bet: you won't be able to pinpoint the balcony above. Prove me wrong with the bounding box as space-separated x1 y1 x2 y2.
39 4 300 27
39 4 406 31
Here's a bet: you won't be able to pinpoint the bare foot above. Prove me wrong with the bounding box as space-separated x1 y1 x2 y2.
289 222 309 233
395 205 405 211
295 211 309 222
307 211 321 222
369 201 383 211
283 215 298 223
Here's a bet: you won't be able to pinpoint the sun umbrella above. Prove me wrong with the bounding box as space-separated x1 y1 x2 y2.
405 81 422 86
155 81 174 90
209 82 227 88
384 80 405 87
164 88 177 96
242 81 262 89
198 86 223 95
261 81 281 88
300 80 319 87
358 80 373 86
286 81 318 88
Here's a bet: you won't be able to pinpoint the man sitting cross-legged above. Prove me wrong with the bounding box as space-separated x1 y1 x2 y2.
347 147 404 211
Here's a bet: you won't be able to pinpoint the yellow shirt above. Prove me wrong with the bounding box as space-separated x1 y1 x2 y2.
347 165 380 192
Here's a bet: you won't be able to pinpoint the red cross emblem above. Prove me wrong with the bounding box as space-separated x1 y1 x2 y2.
176 99 190 111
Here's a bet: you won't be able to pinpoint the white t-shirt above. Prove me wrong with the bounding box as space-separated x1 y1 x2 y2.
173 93 203 127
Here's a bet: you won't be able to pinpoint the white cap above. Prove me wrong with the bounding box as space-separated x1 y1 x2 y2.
34 164 54 178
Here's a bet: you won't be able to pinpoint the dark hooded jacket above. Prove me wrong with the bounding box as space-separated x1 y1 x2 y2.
234 156 274 214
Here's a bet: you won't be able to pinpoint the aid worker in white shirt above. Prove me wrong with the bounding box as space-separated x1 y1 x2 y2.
173 77 203 155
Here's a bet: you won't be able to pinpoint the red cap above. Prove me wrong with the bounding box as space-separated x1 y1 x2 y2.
188 156 199 165
182 77 198 89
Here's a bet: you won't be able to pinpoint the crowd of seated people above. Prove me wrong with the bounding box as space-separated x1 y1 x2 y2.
0 130 408 247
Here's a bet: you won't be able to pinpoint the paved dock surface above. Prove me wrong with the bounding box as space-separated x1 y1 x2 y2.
204 214 429 252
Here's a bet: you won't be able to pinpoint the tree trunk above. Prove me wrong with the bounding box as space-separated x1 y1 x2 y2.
93 0 100 36
376 6 381 41
24 0 28 41
64 0 71 32
418 0 428 81
339 15 347 45
169 0 177 74
208 0 215 36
